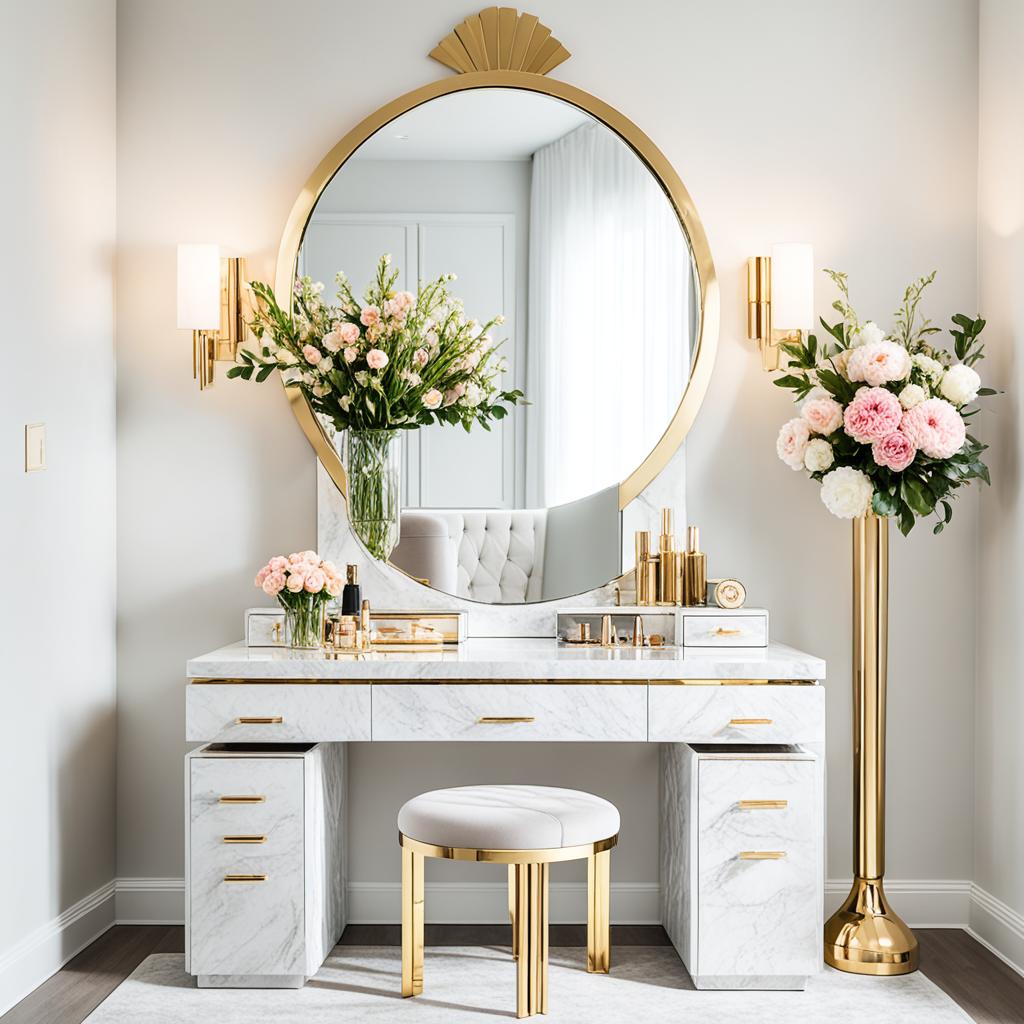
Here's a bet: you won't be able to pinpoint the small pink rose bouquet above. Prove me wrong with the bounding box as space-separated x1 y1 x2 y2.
774 271 995 534
255 550 341 648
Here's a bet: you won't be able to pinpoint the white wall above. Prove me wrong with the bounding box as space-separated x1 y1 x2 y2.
115 0 981 923
972 0 1024 966
0 0 117 1011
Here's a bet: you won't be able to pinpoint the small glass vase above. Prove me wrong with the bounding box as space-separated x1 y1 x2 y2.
343 429 402 562
280 596 327 650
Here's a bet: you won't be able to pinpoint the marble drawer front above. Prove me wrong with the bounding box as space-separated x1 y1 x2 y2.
186 683 371 742
188 756 306 979
681 614 767 648
648 685 824 744
371 683 648 741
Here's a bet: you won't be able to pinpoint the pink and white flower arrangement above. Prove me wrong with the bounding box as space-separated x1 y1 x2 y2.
774 270 995 534
233 254 523 435
255 551 341 648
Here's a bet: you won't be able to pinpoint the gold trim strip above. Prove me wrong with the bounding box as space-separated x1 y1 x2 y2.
399 833 618 865
729 717 773 725
477 716 536 724
235 716 283 724
218 795 266 804
222 835 268 844
223 873 268 882
191 677 816 686
738 800 788 810
738 851 787 860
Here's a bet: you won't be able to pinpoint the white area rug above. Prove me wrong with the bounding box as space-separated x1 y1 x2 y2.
84 947 973 1023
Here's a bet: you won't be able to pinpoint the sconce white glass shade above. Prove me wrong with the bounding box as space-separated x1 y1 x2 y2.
771 243 814 330
176 243 221 330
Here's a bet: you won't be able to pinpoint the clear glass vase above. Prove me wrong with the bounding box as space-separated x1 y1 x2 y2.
343 429 402 561
280 596 327 650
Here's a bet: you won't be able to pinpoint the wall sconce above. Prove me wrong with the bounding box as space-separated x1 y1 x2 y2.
747 243 814 371
176 243 249 391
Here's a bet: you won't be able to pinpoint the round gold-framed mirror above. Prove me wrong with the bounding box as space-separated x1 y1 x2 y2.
274 52 718 605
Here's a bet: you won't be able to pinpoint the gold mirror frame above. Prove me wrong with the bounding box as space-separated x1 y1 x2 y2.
275 69 719 517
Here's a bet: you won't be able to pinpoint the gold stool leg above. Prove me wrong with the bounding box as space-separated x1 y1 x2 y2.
509 863 520 960
401 846 424 997
587 850 611 973
515 862 548 1017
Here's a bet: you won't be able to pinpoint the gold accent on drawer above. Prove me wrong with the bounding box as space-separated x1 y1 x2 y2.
235 716 283 724
218 795 266 804
223 873 268 882
738 851 787 860
222 835 267 844
738 800 788 810
477 716 537 724
729 717 773 725
190 677 818 686
714 627 743 636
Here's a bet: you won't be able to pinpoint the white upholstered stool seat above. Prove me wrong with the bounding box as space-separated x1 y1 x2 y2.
398 784 619 1017
397 784 620 851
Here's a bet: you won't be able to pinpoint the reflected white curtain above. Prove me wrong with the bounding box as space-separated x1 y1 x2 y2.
526 123 693 508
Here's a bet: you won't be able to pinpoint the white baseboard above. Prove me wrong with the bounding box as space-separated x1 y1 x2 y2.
968 883 1024 977
0 880 115 1017
824 878 973 929
114 877 186 925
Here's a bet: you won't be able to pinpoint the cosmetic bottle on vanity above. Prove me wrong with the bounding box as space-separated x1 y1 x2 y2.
341 564 361 616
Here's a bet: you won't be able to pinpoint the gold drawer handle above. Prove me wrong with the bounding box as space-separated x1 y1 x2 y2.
715 627 743 636
223 835 267 844
224 873 268 882
218 795 266 804
738 851 787 860
729 717 773 726
738 800 788 810
477 716 536 724
236 716 283 725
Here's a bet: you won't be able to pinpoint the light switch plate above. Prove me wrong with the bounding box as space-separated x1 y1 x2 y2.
25 423 46 472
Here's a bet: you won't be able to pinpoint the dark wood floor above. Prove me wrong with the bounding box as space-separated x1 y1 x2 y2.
2 925 1021 1024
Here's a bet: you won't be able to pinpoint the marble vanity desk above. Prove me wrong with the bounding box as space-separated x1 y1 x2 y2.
185 637 827 990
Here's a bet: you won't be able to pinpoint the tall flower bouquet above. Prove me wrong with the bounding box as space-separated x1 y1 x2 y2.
774 271 994 534
232 255 523 559
255 551 341 648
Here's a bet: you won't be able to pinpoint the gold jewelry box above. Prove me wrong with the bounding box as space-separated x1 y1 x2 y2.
369 610 467 646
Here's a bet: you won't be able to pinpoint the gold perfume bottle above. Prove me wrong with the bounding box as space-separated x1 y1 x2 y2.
684 526 707 606
657 508 677 606
635 530 658 606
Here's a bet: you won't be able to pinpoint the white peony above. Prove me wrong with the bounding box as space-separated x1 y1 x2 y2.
318 356 333 373
847 340 911 386
912 353 944 384
850 321 886 348
898 383 927 409
461 382 484 408
803 438 835 473
939 364 981 406
820 467 874 519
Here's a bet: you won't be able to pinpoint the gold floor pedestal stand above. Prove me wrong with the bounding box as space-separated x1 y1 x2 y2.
824 513 919 975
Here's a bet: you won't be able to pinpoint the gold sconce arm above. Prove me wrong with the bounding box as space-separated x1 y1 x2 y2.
747 244 814 372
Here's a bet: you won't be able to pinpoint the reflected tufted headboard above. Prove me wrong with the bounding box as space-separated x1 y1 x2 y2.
395 509 547 604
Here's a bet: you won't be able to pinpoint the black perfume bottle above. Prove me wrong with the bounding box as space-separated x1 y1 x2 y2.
341 564 361 616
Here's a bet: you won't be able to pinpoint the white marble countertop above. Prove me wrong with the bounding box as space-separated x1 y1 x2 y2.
187 638 826 682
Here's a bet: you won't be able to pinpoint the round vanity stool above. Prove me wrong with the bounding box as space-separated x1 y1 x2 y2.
397 784 620 1018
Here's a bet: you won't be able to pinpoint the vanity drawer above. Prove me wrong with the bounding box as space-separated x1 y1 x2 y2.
186 683 371 742
648 685 823 744
188 757 305 977
372 683 648 741
696 755 819 981
682 614 767 648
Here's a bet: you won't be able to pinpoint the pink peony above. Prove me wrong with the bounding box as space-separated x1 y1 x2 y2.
413 347 429 367
304 569 326 593
395 290 415 310
422 388 443 410
872 431 917 472
802 395 843 435
776 417 811 471
843 387 903 443
285 573 305 593
255 565 270 586
366 348 389 370
302 345 322 365
262 572 286 597
322 330 343 353
900 398 966 459
326 576 342 598
339 322 360 344
360 306 380 327
268 555 288 572
847 340 912 386
343 346 358 364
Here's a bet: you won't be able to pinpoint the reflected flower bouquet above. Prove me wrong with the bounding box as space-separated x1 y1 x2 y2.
774 271 995 534
231 253 523 433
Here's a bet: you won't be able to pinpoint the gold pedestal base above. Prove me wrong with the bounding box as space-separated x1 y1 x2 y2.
824 877 919 975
